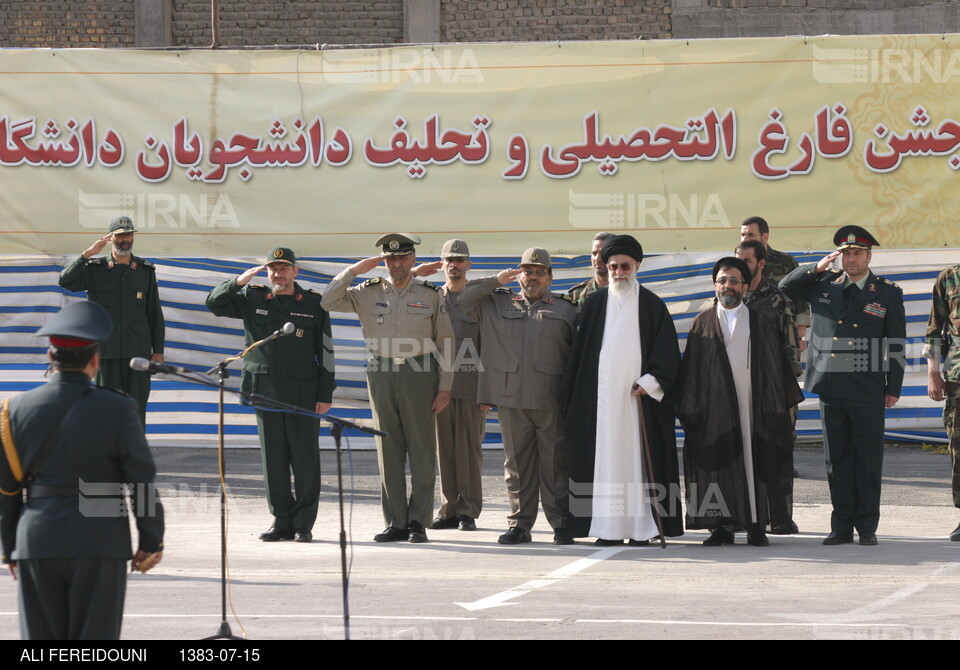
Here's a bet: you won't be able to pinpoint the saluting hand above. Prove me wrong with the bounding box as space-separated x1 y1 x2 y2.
82 234 112 259
350 256 383 276
236 265 266 287
496 268 522 285
412 261 443 277
815 251 841 273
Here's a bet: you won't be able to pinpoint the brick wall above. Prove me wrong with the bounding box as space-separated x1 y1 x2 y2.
0 1 134 47
172 0 404 47
441 0 673 42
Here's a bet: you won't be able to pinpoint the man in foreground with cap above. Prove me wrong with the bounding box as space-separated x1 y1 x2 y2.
0 301 164 639
780 226 906 545
206 247 335 543
567 232 615 305
678 258 803 547
321 234 454 544
58 216 165 426
561 234 684 546
429 240 486 532
459 248 578 545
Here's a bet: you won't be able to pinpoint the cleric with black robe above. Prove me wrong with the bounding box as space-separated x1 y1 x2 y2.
561 235 684 540
677 258 804 539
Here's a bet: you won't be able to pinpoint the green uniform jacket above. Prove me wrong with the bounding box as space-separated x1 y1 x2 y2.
744 279 801 377
205 279 335 409
59 254 165 359
0 372 164 562
924 264 960 383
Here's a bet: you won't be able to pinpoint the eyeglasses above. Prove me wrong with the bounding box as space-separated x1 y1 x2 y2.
607 262 635 272
521 268 548 277
715 276 744 286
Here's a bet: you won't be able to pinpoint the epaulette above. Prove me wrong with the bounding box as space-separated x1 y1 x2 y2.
494 286 513 294
882 277 900 289
249 284 269 290
87 257 103 265
828 268 842 274
308 288 322 296
419 280 440 292
561 293 578 305
142 259 156 268
362 277 381 287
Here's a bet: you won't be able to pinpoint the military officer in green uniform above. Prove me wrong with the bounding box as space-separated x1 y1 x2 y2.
736 239 801 535
566 232 614 305
923 263 960 541
459 248 578 545
780 226 906 546
321 234 455 544
58 216 165 426
0 301 164 640
206 247 335 543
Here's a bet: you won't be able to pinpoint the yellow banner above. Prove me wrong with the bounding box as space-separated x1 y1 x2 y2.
2 35 959 257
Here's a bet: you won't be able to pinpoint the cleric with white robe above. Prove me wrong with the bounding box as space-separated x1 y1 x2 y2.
561 235 684 544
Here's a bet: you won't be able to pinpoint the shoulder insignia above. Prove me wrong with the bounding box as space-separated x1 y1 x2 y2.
250 284 268 290
308 288 322 296
882 277 900 288
828 268 842 274
362 277 381 287
87 257 103 265
561 293 578 305
142 259 156 268
419 280 440 292
494 287 513 294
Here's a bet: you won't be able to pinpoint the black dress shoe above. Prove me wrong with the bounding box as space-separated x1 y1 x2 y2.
408 521 429 543
747 530 770 547
294 530 313 543
594 538 624 546
858 532 878 546
703 527 735 546
431 516 459 530
950 523 960 541
374 526 409 543
628 539 651 547
457 515 477 531
822 531 854 546
553 529 574 545
770 521 799 535
259 527 295 542
498 527 532 545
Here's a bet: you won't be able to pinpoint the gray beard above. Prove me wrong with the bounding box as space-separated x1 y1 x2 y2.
718 292 741 308
610 276 634 298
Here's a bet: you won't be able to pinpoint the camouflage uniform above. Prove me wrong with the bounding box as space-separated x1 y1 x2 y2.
745 280 801 377
764 246 810 329
923 264 960 508
566 277 601 305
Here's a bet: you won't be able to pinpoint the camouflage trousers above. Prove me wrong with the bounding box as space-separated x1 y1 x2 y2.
946 382 960 508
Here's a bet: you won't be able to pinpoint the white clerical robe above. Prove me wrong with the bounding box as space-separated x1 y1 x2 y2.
590 282 663 541
717 302 758 523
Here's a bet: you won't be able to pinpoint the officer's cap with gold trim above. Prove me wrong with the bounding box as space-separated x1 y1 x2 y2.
520 247 552 269
834 225 879 251
37 301 113 349
108 216 137 235
441 239 470 259
266 247 298 266
376 233 421 257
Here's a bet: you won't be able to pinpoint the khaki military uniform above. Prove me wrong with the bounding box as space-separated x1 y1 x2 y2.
321 270 454 530
58 254 165 425
206 279 335 534
435 287 485 521
458 277 577 532
924 264 960 508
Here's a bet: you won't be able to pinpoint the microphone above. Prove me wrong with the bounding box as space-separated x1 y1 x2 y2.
277 322 296 337
129 358 194 375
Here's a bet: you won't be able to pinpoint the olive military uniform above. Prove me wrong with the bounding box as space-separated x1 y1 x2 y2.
566 277 601 305
58 253 165 425
458 276 578 534
321 270 454 531
206 279 335 535
780 262 905 538
924 264 960 509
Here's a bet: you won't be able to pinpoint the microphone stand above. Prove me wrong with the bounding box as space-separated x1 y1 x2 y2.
144 326 383 641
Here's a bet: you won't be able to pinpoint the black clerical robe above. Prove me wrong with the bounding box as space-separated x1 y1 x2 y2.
561 285 684 538
677 305 804 530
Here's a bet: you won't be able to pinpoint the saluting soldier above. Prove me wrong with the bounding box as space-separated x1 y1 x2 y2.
321 234 455 544
780 226 906 546
458 248 578 545
58 216 165 426
206 247 335 543
0 301 164 640
923 262 960 541
567 232 614 305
